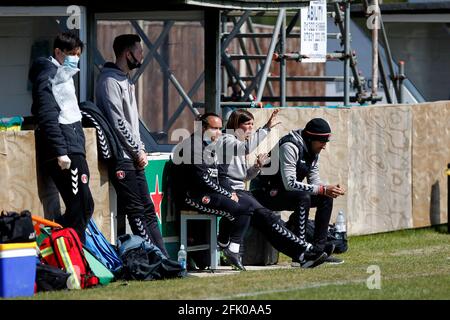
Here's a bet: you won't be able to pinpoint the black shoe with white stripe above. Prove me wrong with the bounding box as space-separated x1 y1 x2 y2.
222 247 246 271
323 243 344 264
292 250 327 269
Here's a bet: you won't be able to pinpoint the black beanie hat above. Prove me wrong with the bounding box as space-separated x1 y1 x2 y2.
302 118 331 142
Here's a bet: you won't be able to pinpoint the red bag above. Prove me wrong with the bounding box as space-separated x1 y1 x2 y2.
40 228 98 289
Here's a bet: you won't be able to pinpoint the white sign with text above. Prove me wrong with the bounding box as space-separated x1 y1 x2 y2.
300 0 327 63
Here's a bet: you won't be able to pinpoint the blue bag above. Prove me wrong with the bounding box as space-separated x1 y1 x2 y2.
85 218 123 273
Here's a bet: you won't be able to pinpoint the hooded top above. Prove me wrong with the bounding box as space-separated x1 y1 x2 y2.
29 56 85 161
218 127 270 190
278 129 322 194
95 62 145 163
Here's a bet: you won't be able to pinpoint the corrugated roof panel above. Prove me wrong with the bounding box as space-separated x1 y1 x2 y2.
184 0 310 10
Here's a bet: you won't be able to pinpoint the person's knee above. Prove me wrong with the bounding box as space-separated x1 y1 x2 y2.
295 193 311 208
319 195 333 207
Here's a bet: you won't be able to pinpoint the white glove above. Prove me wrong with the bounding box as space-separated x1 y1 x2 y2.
57 155 71 170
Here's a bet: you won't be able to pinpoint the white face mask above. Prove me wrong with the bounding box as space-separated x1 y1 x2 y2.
63 55 80 69
203 129 217 145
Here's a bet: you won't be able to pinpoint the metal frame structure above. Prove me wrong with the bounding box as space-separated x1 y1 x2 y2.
91 0 406 136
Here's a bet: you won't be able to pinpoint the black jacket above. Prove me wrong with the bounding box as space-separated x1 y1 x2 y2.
80 101 135 171
29 57 86 162
172 134 234 200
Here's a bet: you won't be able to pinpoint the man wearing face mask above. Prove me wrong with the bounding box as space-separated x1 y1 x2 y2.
171 113 252 271
29 32 94 243
95 34 168 256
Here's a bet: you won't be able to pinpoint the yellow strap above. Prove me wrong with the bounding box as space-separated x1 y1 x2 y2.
56 237 81 289
446 169 450 176
40 246 53 258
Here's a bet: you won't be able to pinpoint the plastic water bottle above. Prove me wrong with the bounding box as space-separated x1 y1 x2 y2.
177 244 187 270
335 210 346 233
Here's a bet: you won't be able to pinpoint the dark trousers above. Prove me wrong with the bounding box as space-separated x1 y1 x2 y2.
252 188 333 251
110 166 168 257
46 154 94 244
235 190 309 260
185 192 251 245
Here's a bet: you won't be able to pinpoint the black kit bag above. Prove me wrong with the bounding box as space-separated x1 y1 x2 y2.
0 210 36 243
305 219 348 254
35 262 71 292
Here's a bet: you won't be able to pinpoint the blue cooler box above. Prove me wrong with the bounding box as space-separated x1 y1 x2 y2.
0 242 37 298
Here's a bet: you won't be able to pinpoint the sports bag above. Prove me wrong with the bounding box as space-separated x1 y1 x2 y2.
117 234 185 281
0 210 36 243
39 227 99 289
84 218 122 274
35 262 71 292
83 247 115 285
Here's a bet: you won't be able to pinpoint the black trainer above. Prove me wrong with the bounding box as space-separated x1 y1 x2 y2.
222 247 246 271
292 250 327 269
323 243 344 264
324 255 344 264
324 243 336 256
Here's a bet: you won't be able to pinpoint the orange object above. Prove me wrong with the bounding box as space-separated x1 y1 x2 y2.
31 215 62 236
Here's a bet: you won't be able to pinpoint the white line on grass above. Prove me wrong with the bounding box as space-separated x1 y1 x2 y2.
210 271 446 300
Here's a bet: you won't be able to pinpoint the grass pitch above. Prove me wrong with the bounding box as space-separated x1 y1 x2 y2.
23 226 450 300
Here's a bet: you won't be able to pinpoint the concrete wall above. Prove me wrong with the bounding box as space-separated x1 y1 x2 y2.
248 101 449 235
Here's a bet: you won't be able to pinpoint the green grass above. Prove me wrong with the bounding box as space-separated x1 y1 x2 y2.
17 226 450 300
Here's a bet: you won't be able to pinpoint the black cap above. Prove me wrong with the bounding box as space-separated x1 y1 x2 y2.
302 118 331 142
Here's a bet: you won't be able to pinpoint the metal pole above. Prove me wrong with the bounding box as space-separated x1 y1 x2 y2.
204 8 221 115
371 0 379 101
231 16 255 77
334 3 365 101
162 21 170 133
221 17 229 98
344 1 350 106
280 11 286 107
256 9 285 102
399 60 405 104
246 16 275 97
378 53 392 104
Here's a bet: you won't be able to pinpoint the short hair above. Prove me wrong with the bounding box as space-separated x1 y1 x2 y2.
113 34 141 58
196 112 221 129
225 109 254 130
53 32 84 53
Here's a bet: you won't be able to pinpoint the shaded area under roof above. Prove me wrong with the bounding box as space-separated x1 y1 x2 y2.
0 0 310 10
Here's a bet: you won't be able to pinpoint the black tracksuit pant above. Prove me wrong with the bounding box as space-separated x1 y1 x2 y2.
110 165 168 257
233 190 309 260
252 188 333 251
185 192 251 246
46 154 94 244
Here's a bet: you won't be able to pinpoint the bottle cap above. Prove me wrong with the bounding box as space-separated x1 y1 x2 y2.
180 244 185 250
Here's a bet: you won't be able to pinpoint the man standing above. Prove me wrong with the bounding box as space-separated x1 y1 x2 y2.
252 118 346 264
95 34 168 256
29 32 94 243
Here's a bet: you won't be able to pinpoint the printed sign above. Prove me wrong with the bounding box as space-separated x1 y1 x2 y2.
300 0 327 63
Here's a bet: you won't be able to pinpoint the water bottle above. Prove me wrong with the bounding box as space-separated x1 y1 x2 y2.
177 244 187 270
335 210 346 233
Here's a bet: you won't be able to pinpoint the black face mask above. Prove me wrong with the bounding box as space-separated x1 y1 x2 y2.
126 52 142 70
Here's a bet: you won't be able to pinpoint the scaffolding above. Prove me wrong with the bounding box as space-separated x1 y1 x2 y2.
92 0 406 137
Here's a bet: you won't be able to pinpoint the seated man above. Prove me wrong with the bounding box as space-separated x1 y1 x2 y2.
251 118 346 265
172 113 252 271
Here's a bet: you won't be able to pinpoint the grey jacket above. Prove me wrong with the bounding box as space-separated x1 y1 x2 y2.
279 129 322 194
218 127 270 190
95 62 145 162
